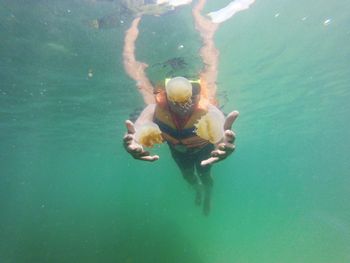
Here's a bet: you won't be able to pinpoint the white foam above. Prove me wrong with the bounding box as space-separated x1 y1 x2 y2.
157 0 192 7
207 0 256 24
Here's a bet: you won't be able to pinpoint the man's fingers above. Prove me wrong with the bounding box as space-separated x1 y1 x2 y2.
140 155 159 162
223 111 239 131
123 134 134 143
127 146 159 162
128 144 142 152
125 120 136 134
201 157 219 167
219 142 235 152
224 130 236 144
211 149 225 157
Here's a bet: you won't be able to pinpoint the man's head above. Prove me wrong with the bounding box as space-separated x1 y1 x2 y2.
165 76 199 116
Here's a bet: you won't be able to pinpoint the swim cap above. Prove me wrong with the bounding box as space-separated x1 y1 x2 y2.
165 77 192 103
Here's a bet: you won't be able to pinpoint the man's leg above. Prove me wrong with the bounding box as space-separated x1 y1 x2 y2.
195 144 215 215
170 148 203 205
198 170 213 216
180 166 203 206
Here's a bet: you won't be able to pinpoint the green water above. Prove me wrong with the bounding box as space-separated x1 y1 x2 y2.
1 0 350 262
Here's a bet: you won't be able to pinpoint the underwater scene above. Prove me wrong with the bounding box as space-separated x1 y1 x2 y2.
1 0 350 262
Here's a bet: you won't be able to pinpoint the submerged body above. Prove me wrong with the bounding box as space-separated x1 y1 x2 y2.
124 78 238 215
122 0 240 215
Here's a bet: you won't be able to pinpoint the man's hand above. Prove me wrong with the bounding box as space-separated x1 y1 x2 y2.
123 120 159 162
201 111 239 166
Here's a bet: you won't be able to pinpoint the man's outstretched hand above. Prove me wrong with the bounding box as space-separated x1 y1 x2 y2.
201 111 239 167
123 120 159 162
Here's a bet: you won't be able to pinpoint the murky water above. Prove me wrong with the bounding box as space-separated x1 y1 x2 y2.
1 0 350 262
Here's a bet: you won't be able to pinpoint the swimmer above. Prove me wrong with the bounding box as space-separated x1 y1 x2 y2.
123 76 239 216
121 0 246 215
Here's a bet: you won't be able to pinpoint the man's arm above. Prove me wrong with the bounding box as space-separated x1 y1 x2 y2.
134 104 156 127
123 104 160 162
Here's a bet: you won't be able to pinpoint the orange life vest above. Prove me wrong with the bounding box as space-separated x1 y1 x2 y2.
153 90 210 149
